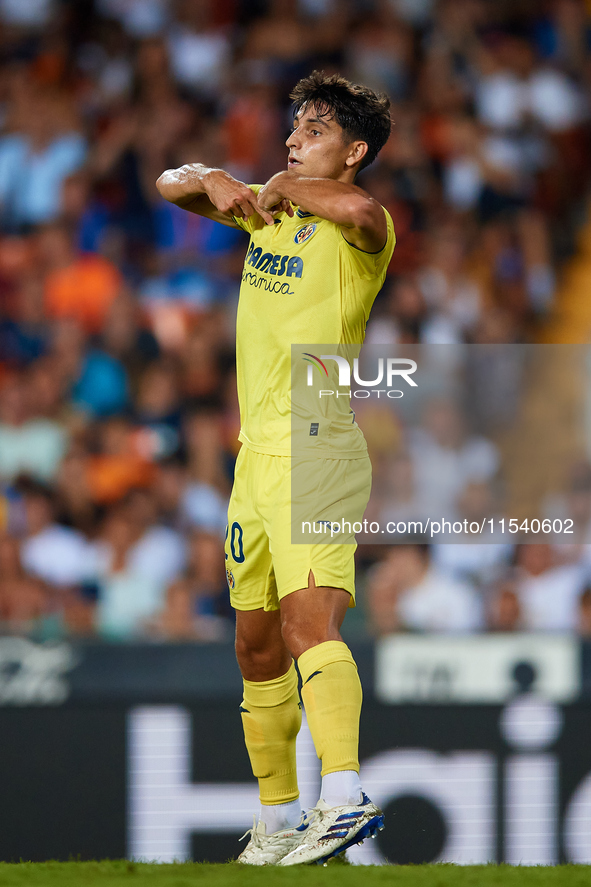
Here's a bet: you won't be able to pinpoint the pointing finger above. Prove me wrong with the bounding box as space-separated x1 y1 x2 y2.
236 200 253 219
252 197 275 226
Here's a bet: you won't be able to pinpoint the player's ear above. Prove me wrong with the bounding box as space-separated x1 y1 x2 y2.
345 141 368 170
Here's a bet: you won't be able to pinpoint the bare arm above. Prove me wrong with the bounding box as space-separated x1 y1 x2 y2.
155 163 277 228
258 171 388 252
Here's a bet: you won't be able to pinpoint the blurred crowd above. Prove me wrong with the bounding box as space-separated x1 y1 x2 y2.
359 393 591 636
365 541 591 636
0 0 590 641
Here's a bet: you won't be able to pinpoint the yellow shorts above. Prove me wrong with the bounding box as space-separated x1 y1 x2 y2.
225 446 372 612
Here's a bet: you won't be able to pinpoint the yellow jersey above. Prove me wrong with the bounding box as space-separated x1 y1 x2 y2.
232 186 395 458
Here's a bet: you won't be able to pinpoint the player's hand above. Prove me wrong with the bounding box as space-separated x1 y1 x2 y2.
265 198 295 218
258 173 295 218
203 169 275 225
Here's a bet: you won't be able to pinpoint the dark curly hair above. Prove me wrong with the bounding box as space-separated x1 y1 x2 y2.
290 70 392 171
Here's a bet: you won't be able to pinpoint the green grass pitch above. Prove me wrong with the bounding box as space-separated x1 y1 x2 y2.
0 862 591 887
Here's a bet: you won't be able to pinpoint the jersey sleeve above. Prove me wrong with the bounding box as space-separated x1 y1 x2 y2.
231 184 266 234
339 207 396 280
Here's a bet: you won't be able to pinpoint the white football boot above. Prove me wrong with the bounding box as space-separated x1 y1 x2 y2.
277 793 384 866
236 814 310 865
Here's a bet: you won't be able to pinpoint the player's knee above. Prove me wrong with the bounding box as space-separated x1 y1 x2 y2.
280 620 316 660
235 637 288 680
281 611 345 659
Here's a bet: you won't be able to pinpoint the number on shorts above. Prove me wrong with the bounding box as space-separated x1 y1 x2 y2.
230 521 245 563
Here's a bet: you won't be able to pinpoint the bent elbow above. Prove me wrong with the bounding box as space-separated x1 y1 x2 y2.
349 196 381 231
155 170 173 200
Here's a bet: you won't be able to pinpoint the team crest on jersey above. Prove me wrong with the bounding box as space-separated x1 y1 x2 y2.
226 568 235 590
294 223 316 245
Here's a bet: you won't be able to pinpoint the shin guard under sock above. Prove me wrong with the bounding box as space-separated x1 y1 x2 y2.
298 640 362 777
241 662 301 805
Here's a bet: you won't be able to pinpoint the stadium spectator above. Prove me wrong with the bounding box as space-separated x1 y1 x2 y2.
365 276 427 345
431 483 513 586
578 587 591 637
94 502 163 640
0 87 86 230
166 0 230 98
366 451 428 531
95 0 167 39
487 580 523 632
0 373 68 482
0 533 47 636
97 290 160 382
408 399 500 519
367 543 483 634
17 476 93 594
544 460 591 543
144 529 231 641
143 577 217 641
41 222 123 334
94 488 186 639
514 544 588 631
100 487 185 584
49 318 130 419
85 418 155 505
132 359 183 460
416 222 483 343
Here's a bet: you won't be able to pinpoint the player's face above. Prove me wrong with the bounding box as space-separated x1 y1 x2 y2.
286 105 362 180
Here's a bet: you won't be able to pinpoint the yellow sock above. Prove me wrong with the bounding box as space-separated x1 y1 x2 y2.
241 662 301 805
298 640 362 776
